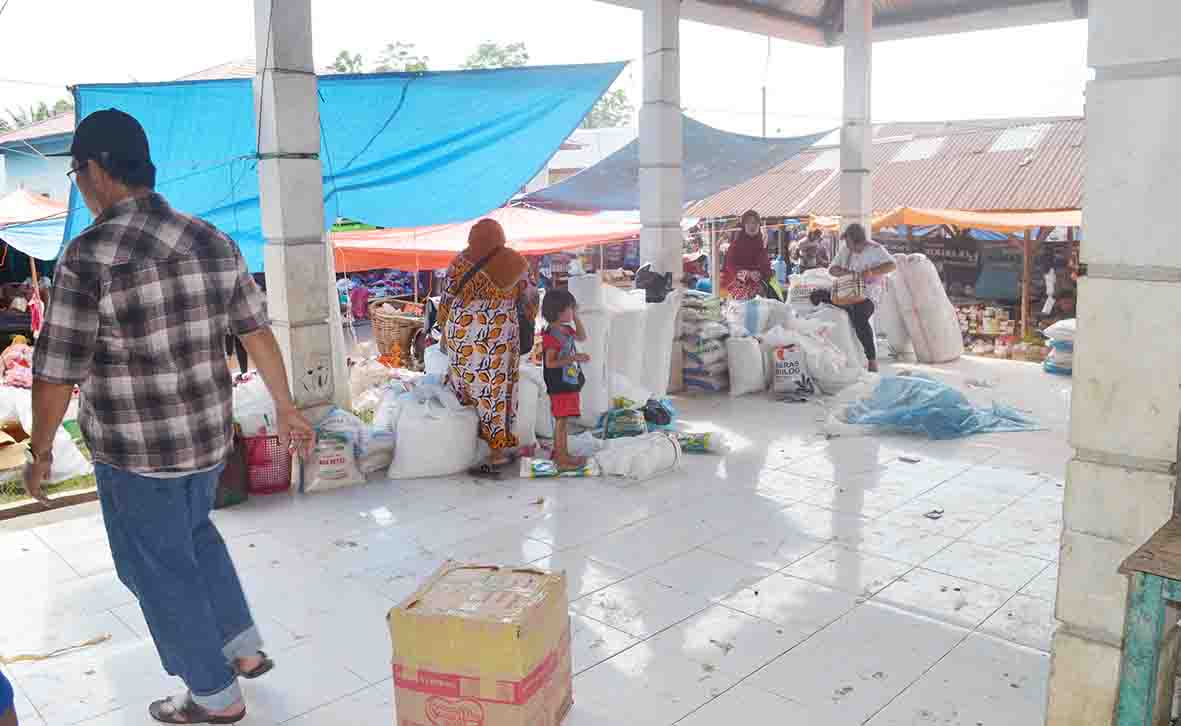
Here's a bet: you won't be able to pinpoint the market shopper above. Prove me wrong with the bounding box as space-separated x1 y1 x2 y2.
721 209 772 301
796 228 831 273
25 109 315 725
438 218 537 478
829 223 896 372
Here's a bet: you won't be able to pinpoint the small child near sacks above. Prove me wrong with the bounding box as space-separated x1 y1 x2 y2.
541 290 589 470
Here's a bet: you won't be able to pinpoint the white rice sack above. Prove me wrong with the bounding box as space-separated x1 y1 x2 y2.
595 432 682 482
388 396 480 479
424 344 449 377
726 337 765 397
513 373 541 448
641 291 682 399
875 270 913 357
684 338 727 367
726 298 791 338
358 431 395 475
1043 318 1076 343
811 304 869 372
297 432 365 493
684 372 729 393
578 310 611 427
608 290 647 391
893 254 963 364
788 268 834 313
568 273 606 311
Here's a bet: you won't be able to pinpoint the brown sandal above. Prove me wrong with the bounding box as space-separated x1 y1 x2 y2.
149 695 245 724
235 651 274 679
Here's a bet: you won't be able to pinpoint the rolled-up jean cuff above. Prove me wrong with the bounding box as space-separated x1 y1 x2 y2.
222 625 263 664
190 677 242 712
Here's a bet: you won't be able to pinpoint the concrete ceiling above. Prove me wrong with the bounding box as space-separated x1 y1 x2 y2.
596 0 1088 45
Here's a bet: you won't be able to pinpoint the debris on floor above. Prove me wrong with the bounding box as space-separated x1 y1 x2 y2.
1 633 112 664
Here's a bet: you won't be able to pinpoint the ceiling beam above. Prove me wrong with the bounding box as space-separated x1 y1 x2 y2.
592 0 828 45
865 0 1084 43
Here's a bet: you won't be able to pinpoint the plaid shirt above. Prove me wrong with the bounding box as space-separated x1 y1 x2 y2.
33 193 268 474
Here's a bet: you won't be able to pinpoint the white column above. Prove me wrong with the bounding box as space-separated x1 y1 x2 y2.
1045 2 1181 725
840 0 873 233
253 0 348 414
639 0 684 278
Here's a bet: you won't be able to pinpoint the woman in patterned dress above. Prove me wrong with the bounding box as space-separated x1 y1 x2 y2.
437 219 537 476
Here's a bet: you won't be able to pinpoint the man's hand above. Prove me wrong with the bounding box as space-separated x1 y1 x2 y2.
277 406 315 459
22 453 53 506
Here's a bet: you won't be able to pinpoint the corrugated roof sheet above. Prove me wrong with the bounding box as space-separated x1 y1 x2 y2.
689 117 1084 218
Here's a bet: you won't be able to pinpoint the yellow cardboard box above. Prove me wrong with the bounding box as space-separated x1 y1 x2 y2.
387 562 572 726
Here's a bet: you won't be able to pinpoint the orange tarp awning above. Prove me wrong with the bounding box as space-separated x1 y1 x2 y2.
811 207 1081 235
0 189 67 227
332 206 641 272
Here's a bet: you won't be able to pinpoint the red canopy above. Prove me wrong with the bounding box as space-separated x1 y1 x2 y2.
0 189 67 227
332 206 640 272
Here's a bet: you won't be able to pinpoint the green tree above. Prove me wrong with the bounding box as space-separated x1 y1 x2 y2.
374 42 429 72
461 41 529 70
581 87 635 129
330 50 365 74
4 99 71 129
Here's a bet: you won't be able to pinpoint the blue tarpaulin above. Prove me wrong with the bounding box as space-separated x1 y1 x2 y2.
0 217 67 260
65 63 626 271
521 116 829 211
843 375 1042 439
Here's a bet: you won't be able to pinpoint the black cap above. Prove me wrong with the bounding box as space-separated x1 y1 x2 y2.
49 109 151 163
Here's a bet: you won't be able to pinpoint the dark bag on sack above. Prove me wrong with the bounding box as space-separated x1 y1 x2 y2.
215 435 250 510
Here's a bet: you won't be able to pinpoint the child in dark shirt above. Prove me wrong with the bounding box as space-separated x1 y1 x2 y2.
540 290 589 470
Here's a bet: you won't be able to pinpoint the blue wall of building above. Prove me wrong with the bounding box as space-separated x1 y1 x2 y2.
0 135 72 203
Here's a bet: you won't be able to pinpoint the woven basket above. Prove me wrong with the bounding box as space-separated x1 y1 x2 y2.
371 303 422 359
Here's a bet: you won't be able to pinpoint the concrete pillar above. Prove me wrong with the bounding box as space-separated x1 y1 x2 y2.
1045 3 1181 724
840 0 873 232
253 0 348 414
639 0 684 277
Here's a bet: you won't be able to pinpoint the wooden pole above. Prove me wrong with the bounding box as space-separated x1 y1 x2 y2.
709 219 720 296
1021 228 1032 339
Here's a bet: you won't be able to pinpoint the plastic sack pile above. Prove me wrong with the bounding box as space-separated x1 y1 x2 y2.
1042 318 1075 376
832 375 1042 439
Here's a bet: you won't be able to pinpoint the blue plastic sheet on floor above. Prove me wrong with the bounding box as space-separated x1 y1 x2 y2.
843 375 1042 439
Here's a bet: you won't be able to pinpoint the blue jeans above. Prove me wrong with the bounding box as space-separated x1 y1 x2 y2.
96 463 262 711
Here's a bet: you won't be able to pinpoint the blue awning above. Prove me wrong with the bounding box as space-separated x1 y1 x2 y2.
65 63 626 271
521 116 830 212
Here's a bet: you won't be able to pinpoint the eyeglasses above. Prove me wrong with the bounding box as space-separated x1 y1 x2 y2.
66 164 84 182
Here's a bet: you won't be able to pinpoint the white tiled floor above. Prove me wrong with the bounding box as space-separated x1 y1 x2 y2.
0 356 1071 725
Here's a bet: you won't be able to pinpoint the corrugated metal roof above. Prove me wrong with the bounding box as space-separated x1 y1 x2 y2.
175 58 256 81
688 117 1084 218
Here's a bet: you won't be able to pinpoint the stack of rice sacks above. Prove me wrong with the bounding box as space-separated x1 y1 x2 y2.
1042 318 1075 376
679 291 729 392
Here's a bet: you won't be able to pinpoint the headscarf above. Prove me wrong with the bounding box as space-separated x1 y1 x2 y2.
465 218 528 291
722 210 772 287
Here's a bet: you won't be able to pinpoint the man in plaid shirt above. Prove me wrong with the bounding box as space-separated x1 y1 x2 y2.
24 109 314 725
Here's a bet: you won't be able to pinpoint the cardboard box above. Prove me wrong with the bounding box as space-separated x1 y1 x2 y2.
388 562 572 726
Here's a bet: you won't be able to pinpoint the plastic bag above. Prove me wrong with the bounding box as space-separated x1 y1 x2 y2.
676 431 729 454
349 359 398 401
520 457 600 478
603 409 647 439
681 320 729 341
725 298 791 338
1043 318 1076 343
232 375 277 435
771 344 811 395
424 344 450 377
726 337 765 397
595 432 682 481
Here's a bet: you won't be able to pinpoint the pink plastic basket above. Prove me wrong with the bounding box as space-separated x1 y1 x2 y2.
243 435 292 495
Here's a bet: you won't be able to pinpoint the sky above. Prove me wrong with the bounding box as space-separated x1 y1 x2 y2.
0 0 1089 138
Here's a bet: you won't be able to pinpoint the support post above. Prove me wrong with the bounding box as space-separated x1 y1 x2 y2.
839 0 873 233
1021 229 1032 339
253 0 348 414
639 0 684 278
709 219 720 296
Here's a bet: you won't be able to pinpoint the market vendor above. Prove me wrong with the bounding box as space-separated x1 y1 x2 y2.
829 223 896 372
721 209 772 301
